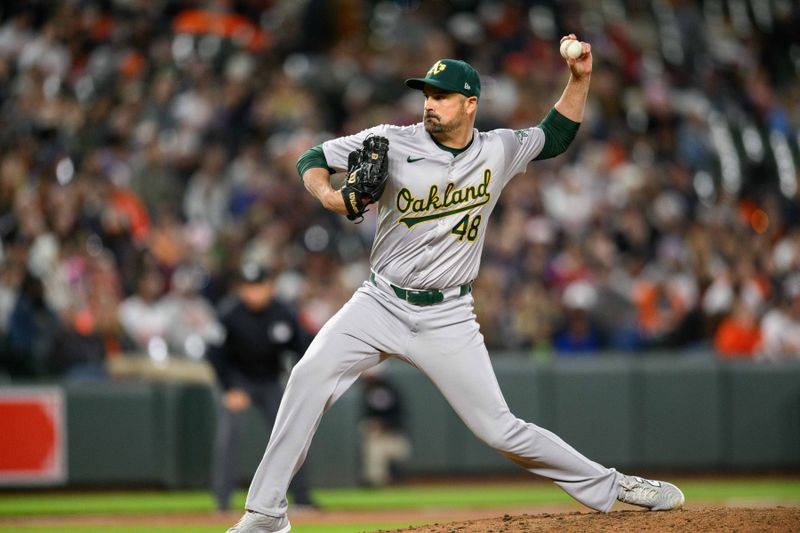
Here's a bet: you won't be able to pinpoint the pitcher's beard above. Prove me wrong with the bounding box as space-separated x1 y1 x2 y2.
424 114 462 135
424 115 444 134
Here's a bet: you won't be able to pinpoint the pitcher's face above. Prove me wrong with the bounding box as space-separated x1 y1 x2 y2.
422 86 473 135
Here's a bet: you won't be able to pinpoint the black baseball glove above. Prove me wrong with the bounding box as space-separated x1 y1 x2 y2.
341 135 390 222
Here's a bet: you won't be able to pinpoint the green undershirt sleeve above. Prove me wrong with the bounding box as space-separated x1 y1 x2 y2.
296 145 335 178
533 108 581 160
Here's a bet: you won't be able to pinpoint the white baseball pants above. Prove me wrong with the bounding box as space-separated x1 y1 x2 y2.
245 282 621 516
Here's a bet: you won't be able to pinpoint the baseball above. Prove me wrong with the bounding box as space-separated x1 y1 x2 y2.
560 39 583 59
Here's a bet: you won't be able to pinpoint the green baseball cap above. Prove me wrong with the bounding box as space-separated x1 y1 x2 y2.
405 59 481 99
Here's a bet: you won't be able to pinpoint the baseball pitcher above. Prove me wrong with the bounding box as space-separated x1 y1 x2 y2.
228 35 684 533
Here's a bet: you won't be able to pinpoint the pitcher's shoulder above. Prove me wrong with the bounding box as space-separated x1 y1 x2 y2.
480 127 519 139
375 123 425 139
479 126 538 147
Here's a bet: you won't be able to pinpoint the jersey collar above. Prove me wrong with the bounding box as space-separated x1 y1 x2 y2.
429 132 474 157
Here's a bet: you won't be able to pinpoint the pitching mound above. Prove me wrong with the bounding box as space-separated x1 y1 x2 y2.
381 507 800 532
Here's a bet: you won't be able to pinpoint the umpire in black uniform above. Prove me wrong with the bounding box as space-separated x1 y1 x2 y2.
209 261 316 512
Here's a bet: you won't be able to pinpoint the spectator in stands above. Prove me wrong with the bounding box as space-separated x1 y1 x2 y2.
48 319 108 380
183 143 231 233
760 285 800 360
0 259 24 376
553 281 603 356
161 263 223 359
0 260 23 341
590 262 642 351
6 271 59 377
117 265 172 357
714 297 763 359
0 0 797 375
633 270 692 349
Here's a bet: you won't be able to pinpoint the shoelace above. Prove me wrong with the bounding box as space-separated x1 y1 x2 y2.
620 483 659 505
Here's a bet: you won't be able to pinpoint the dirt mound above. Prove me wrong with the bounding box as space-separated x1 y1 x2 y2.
2 504 798 532
379 507 800 532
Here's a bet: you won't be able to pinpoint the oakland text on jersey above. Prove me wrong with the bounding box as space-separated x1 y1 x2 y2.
396 168 492 228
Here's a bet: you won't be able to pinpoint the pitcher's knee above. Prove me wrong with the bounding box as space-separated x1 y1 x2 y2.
478 418 533 453
482 433 512 451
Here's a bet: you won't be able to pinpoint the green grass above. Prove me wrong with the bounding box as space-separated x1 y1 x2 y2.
1 478 798 532
685 479 800 501
0 484 577 517
0 491 216 517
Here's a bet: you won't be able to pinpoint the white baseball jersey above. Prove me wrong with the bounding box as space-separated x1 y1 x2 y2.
246 121 625 520
322 123 546 289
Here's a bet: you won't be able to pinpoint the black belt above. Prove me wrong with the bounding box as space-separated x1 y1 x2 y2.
369 272 471 306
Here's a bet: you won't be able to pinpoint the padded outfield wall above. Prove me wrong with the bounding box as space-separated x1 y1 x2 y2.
1 356 798 488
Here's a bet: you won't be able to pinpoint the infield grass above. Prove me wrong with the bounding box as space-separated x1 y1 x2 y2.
0 478 798 532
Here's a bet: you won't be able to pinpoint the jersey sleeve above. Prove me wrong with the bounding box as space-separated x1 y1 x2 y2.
534 108 581 160
321 125 389 171
495 126 547 179
296 145 334 177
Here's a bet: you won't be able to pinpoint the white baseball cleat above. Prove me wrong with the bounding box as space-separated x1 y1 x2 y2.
226 510 291 532
617 475 685 511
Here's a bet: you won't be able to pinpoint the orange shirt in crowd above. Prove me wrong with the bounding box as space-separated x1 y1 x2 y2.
110 189 150 243
634 281 687 337
713 317 762 358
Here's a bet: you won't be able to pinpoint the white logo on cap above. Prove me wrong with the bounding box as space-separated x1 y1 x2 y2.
464 83 470 90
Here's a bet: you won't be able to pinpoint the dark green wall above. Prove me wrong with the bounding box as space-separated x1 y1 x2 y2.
49 356 800 488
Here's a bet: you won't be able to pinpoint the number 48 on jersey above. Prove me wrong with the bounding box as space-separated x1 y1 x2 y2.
451 214 482 242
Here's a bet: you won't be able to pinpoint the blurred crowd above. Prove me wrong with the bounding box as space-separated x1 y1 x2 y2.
1 0 800 381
